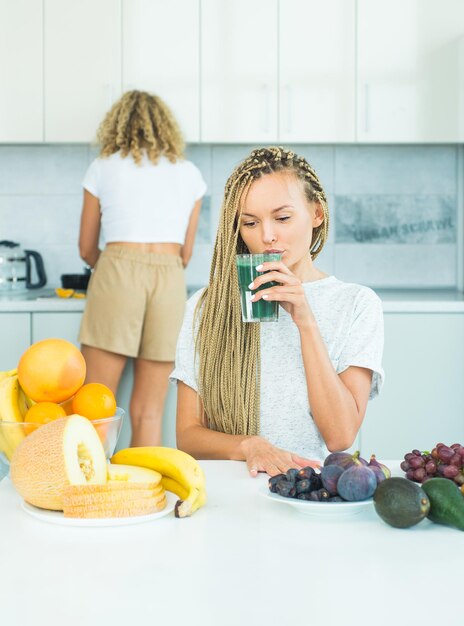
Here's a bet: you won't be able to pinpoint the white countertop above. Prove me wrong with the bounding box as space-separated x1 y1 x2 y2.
0 460 461 626
1 287 464 312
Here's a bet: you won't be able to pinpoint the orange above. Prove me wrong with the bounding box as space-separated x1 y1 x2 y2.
18 339 86 404
24 402 67 434
71 383 116 420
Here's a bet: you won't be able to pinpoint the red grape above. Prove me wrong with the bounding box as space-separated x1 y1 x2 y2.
442 465 459 479
438 447 454 463
425 460 437 474
409 456 425 469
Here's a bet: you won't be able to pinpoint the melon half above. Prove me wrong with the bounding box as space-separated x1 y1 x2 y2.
10 415 107 511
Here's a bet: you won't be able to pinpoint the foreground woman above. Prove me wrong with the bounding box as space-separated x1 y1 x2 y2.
171 146 384 476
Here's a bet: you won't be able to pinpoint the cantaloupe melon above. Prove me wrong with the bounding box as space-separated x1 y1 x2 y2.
10 415 107 511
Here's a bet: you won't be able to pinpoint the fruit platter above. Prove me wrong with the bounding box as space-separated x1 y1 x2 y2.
0 338 207 523
262 450 390 517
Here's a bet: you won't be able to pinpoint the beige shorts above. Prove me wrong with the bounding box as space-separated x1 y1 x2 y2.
79 247 186 361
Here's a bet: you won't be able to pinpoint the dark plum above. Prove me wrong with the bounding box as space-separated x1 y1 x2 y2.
268 474 286 493
298 466 315 480
310 473 323 491
320 465 344 496
337 463 377 501
286 468 299 484
296 479 312 494
316 488 330 501
276 480 296 498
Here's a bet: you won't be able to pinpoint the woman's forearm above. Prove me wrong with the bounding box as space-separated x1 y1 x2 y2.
299 321 360 452
81 248 101 269
177 424 254 461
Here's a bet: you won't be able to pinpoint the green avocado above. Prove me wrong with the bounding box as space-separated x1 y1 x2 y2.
421 478 464 531
373 477 430 528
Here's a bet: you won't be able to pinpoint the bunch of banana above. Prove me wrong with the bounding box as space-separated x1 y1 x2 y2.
111 447 207 518
0 370 33 461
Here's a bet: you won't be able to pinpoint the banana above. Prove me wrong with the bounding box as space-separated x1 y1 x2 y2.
0 375 26 460
0 368 17 383
161 476 189 501
111 447 206 517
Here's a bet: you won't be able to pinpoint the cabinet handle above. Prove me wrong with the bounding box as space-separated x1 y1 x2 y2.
363 83 370 134
284 84 292 134
262 84 271 134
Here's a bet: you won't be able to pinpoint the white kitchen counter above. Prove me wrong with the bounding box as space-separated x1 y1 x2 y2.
1 287 464 312
0 460 461 626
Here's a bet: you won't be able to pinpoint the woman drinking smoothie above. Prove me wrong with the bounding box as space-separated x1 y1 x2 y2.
171 146 384 476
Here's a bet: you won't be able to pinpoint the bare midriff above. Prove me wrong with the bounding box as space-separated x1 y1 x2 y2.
106 242 182 255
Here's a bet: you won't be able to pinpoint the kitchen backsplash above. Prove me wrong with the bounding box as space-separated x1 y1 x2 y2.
0 144 462 289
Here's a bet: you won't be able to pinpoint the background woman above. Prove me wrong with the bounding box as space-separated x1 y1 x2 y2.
171 146 384 476
78 90 206 446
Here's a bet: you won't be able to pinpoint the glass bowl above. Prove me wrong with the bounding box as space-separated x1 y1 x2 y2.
0 407 124 466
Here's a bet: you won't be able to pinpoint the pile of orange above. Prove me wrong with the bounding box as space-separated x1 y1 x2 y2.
18 338 116 427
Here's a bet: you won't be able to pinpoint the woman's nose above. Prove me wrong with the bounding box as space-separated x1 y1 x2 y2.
261 225 277 244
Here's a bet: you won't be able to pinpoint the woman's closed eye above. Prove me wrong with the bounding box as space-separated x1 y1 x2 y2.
242 216 291 228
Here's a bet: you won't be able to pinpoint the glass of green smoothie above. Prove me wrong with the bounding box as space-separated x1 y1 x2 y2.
236 253 282 322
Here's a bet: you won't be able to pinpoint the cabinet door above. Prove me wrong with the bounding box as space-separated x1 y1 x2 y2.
0 314 30 370
361 314 464 459
357 0 464 142
44 0 121 142
201 0 278 142
0 0 42 142
32 313 82 346
279 0 355 143
123 0 200 142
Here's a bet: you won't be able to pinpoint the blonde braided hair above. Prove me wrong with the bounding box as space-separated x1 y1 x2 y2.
195 146 330 436
96 90 184 165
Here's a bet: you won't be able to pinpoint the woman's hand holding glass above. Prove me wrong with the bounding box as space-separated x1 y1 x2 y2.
240 436 320 477
249 260 314 329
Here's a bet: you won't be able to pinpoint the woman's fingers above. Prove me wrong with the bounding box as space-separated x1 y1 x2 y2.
250 270 298 290
292 454 321 470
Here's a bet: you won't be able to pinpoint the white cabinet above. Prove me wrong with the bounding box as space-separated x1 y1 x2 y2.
0 314 30 370
32 312 82 345
361 313 464 459
122 0 200 142
0 0 42 142
201 0 278 142
279 0 355 143
357 0 464 143
44 0 121 142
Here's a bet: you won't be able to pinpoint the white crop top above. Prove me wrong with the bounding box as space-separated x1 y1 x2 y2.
82 152 207 244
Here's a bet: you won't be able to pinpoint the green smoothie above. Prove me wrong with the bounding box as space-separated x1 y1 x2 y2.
236 253 282 322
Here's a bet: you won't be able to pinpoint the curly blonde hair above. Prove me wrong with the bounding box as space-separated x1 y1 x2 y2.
196 146 330 436
97 90 185 165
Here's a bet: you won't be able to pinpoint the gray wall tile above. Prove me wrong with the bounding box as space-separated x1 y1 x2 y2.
0 146 88 195
335 146 457 195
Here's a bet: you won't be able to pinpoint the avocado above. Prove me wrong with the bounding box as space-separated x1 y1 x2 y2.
421 477 464 531
373 477 430 528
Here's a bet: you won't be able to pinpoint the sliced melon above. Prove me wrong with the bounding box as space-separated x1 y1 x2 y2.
107 463 162 487
10 415 107 511
63 482 166 518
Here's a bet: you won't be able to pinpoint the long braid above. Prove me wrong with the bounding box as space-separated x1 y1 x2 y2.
195 146 329 436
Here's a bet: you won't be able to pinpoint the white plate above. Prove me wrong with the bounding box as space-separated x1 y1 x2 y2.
259 484 374 517
21 491 177 527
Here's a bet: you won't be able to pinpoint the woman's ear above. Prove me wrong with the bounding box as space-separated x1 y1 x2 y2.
312 203 324 227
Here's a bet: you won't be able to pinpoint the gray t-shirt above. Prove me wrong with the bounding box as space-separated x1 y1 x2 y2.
170 275 385 461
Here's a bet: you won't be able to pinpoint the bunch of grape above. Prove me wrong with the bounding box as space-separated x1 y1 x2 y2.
401 443 464 486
